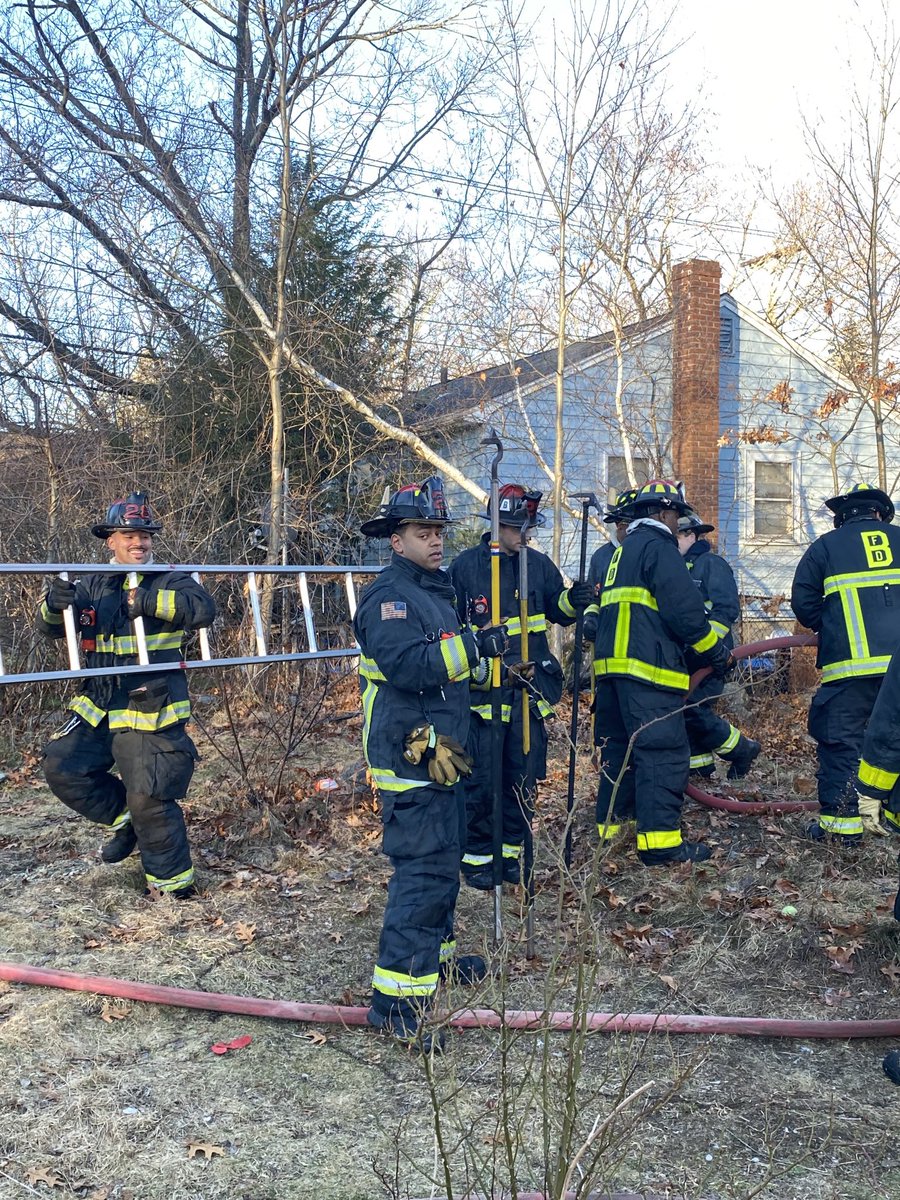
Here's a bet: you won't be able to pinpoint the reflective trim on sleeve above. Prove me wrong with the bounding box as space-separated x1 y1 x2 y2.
594 658 689 691
69 694 107 726
636 830 683 851
439 633 471 682
710 620 731 638
95 632 183 655
372 965 439 998
145 866 195 892
368 768 431 794
691 628 718 654
535 698 555 719
40 601 64 625
504 614 548 636
154 589 177 621
558 590 577 618
858 758 900 793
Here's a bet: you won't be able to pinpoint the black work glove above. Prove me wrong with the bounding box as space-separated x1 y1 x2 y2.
582 614 598 643
46 577 76 613
429 735 474 786
706 640 735 679
474 624 508 658
567 581 595 609
504 660 535 689
126 586 154 620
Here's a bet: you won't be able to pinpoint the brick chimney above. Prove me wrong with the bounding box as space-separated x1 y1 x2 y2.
671 259 721 539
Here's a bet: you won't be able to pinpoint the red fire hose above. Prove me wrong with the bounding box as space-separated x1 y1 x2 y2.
3 961 900 1039
686 634 819 815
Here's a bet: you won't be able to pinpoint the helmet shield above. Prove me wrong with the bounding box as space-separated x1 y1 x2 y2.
91 492 162 539
483 484 546 528
360 475 453 538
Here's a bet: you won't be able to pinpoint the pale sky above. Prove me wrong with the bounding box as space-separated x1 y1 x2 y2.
671 0 886 185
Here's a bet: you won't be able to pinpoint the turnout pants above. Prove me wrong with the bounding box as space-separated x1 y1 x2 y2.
684 674 741 770
370 784 465 1024
595 678 689 858
460 699 547 872
43 715 197 891
808 678 882 836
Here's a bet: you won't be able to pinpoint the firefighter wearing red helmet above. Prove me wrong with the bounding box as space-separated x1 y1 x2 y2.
37 492 215 898
355 477 504 1052
449 483 592 889
791 482 900 843
593 480 732 863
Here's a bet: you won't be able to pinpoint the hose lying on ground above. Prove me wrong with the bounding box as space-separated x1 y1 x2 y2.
4 961 900 1039
686 633 819 815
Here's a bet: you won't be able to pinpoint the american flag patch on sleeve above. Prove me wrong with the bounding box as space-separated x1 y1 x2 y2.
380 601 407 620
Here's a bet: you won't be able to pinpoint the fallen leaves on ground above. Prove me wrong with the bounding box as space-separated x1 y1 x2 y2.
210 1035 252 1055
233 921 257 944
296 1029 327 1046
100 999 131 1023
25 1166 63 1188
186 1141 225 1160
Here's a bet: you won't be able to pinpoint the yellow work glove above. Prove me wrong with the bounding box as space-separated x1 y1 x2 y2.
858 792 890 835
403 724 437 765
428 735 474 786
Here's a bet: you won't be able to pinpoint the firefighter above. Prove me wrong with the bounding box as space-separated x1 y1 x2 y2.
355 477 504 1053
791 482 900 844
852 646 900 837
594 479 733 862
582 488 638 647
676 512 760 780
37 493 215 897
449 485 592 889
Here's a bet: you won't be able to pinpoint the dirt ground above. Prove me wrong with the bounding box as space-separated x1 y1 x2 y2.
1 670 900 1200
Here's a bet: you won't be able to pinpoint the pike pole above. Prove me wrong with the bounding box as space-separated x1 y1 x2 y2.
518 511 536 958
481 429 505 943
564 493 599 868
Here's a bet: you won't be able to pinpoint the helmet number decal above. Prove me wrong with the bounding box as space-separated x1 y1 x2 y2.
862 530 893 568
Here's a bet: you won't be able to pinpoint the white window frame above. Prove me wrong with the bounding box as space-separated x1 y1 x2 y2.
605 451 648 506
746 451 799 544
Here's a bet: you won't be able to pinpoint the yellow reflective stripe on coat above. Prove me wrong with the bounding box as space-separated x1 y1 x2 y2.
823 569 900 595
471 702 514 722
613 601 631 661
691 628 718 654
858 758 900 792
69 694 107 726
359 655 387 682
360 677 377 761
820 656 891 682
145 866 195 892
40 601 63 625
372 965 439 997
600 586 659 610
715 725 741 754
154 589 177 621
594 657 689 691
504 614 548 636
107 700 191 732
439 633 471 681
95 632 184 654
710 620 731 638
818 814 864 835
637 830 682 851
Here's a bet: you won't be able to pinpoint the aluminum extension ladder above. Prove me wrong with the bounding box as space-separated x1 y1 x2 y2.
0 563 382 686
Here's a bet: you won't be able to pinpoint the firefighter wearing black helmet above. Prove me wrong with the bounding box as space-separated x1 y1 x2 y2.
36 493 215 897
448 484 591 888
676 511 761 781
354 477 504 1053
791 482 900 844
593 480 733 863
583 488 638 648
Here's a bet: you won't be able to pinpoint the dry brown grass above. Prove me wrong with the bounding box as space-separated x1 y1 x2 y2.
0 678 898 1200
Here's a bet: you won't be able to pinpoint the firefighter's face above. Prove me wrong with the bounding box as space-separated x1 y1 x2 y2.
676 530 696 557
107 530 154 565
498 524 529 555
391 522 445 570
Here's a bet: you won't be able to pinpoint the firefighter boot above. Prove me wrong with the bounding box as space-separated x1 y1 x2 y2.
639 841 712 866
803 821 862 848
367 998 446 1055
441 955 487 986
101 822 137 863
725 737 761 780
